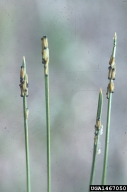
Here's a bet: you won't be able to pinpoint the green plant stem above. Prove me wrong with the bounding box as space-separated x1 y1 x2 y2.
21 57 31 192
41 36 51 192
101 33 117 185
44 74 51 192
23 96 31 192
89 144 97 186
101 93 112 185
89 89 103 191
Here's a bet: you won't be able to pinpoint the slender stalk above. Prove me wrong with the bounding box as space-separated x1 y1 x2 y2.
41 36 51 192
89 89 103 190
101 33 117 185
101 93 112 185
19 57 31 192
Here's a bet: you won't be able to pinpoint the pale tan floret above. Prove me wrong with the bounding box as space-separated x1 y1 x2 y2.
111 68 116 80
111 63 116 80
41 36 49 74
96 119 101 129
109 57 115 67
109 82 114 93
25 73 28 83
25 73 29 88
42 48 49 64
20 66 25 81
22 79 27 91
41 36 48 51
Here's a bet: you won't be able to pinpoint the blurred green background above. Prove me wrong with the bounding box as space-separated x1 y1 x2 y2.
0 0 127 191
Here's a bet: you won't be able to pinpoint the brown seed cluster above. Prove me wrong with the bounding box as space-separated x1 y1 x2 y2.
106 61 115 98
41 36 49 75
106 33 117 99
19 66 29 97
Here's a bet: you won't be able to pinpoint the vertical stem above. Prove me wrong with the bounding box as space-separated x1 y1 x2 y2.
89 145 97 186
20 57 31 192
23 96 31 192
101 33 117 185
41 36 51 192
101 93 112 184
89 89 103 191
45 74 51 192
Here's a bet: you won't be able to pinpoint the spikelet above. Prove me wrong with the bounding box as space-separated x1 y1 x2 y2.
98 120 101 129
20 66 25 82
25 73 29 88
41 36 48 50
44 36 48 47
41 36 49 75
109 57 115 66
109 57 115 69
42 48 47 61
44 58 49 75
22 73 28 91
25 108 29 119
111 64 116 80
19 68 29 97
111 69 116 80
96 119 101 129
22 79 27 91
42 47 49 64
109 82 114 93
